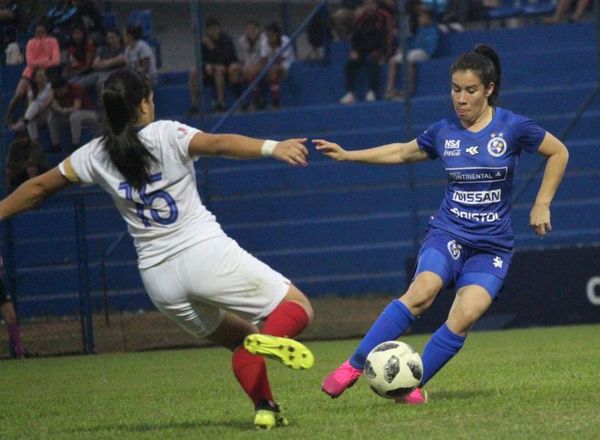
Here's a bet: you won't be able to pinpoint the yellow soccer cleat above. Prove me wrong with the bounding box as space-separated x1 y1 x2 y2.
254 400 289 430
244 334 315 370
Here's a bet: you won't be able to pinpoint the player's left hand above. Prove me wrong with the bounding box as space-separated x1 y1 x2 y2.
273 138 309 167
529 202 552 236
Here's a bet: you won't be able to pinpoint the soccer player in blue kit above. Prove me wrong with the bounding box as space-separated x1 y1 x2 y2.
316 44 569 404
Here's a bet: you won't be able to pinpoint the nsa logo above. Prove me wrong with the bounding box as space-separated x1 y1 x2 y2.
447 240 462 260
487 133 507 157
466 146 479 156
444 139 461 149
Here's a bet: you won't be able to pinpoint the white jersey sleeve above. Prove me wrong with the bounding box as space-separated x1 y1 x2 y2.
58 138 101 185
153 120 202 162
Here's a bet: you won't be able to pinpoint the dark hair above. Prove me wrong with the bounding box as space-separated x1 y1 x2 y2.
451 44 501 106
36 17 52 34
266 22 282 46
101 68 156 190
70 22 88 63
125 25 143 41
206 18 220 29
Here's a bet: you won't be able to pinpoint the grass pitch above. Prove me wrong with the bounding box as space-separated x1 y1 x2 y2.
2 324 599 439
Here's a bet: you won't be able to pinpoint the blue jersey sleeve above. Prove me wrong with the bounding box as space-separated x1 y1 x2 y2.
416 122 442 159
514 118 546 153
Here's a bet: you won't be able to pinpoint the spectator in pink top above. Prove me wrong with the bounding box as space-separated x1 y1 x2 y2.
6 20 60 132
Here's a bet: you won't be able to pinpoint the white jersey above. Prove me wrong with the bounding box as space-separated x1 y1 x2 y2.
259 35 295 71
58 120 226 269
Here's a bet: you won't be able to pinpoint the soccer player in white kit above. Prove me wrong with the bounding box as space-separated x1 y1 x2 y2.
0 68 314 430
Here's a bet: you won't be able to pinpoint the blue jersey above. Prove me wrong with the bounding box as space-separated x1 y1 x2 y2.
417 107 546 252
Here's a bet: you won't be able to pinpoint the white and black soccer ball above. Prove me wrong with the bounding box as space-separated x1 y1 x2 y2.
363 340 423 399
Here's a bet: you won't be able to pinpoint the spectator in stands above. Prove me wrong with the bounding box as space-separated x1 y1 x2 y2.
437 0 476 32
62 23 96 83
260 22 295 109
188 18 242 114
339 0 393 104
48 78 100 152
544 0 591 24
0 254 28 359
6 132 49 192
78 28 126 92
385 6 440 100
123 25 157 87
71 0 104 43
47 0 78 47
306 5 332 60
48 0 104 46
236 20 267 111
11 68 54 143
6 20 60 132
0 0 19 54
330 0 363 41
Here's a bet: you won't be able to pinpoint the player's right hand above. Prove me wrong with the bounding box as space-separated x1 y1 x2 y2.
314 139 348 162
273 138 309 167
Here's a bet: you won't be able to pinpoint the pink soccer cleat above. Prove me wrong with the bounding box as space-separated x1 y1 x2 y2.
321 360 363 398
397 387 428 405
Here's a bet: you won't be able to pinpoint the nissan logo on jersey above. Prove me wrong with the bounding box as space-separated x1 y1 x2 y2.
452 190 501 205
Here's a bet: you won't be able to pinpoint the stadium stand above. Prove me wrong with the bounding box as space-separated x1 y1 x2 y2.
2 21 598 318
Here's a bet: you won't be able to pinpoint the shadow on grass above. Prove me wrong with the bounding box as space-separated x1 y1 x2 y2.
433 389 494 401
69 419 252 434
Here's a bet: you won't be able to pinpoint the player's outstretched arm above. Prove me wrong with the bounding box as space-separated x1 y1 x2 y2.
0 168 72 221
314 139 428 165
189 133 308 167
529 131 569 236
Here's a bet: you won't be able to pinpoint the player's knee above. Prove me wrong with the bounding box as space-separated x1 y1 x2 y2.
448 305 480 333
283 285 314 324
401 283 439 315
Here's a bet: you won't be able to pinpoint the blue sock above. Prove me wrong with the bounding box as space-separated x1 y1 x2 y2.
420 323 466 386
349 300 415 369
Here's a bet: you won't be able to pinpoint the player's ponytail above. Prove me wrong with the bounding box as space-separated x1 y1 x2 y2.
101 68 156 191
451 44 502 107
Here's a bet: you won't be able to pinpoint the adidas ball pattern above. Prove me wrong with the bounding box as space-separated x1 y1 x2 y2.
364 341 423 399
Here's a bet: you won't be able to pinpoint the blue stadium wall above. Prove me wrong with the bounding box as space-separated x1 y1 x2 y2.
1 21 599 331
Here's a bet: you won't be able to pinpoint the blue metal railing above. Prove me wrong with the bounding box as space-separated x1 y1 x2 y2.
98 0 330 270
4 1 597 356
512 1 600 203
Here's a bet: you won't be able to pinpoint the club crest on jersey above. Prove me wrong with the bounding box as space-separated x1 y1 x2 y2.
447 240 462 260
487 133 507 157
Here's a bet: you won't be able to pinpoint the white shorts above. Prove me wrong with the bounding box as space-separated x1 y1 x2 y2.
140 236 290 338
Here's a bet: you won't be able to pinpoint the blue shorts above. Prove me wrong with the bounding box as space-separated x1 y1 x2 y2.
413 229 512 298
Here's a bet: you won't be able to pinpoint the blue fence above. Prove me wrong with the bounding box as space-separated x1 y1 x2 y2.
1 7 599 355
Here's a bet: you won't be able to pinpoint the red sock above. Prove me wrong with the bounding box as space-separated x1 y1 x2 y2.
232 347 273 406
262 301 309 338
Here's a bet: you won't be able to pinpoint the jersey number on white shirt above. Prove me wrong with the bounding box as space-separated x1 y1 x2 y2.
117 172 179 227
